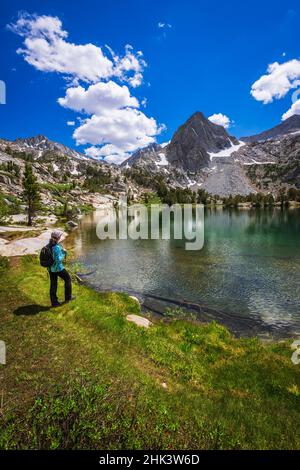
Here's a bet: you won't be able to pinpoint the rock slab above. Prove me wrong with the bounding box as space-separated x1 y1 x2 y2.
126 314 152 329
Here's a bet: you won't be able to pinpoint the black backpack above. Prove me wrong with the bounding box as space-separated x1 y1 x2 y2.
40 243 54 268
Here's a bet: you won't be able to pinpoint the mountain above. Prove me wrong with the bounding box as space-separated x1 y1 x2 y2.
166 112 239 171
122 111 254 195
241 133 300 192
122 112 300 197
1 112 300 204
241 115 300 143
121 143 164 169
0 135 140 212
122 111 239 174
13 134 84 159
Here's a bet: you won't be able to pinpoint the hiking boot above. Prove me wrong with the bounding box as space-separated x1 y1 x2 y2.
65 296 76 303
51 302 61 308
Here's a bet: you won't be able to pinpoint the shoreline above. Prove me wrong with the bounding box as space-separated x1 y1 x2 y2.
0 226 68 257
80 276 294 342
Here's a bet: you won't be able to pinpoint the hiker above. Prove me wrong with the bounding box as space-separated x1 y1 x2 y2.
45 230 73 307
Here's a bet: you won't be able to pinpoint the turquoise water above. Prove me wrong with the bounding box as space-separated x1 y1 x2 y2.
68 207 300 337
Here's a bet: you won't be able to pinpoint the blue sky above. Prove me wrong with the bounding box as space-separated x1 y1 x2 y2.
1 0 300 163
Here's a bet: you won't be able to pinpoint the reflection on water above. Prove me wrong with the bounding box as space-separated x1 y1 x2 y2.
67 207 300 337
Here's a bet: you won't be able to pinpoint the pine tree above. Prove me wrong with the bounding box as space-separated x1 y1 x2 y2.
22 163 40 226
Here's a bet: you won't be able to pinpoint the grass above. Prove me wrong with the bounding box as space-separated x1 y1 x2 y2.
1 256 300 449
40 183 73 195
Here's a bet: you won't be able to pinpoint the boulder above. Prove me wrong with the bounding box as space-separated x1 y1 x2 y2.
126 314 152 329
66 220 78 229
288 201 300 207
129 295 140 305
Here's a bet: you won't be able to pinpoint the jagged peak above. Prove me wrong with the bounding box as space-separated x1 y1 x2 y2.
15 134 49 143
188 111 206 121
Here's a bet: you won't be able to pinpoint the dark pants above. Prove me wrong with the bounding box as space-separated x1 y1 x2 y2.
49 269 72 306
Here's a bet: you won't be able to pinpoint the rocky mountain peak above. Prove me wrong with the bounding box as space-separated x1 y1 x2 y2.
166 111 238 172
13 134 83 159
15 135 50 147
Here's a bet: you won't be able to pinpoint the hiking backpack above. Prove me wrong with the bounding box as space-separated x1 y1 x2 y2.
39 244 54 268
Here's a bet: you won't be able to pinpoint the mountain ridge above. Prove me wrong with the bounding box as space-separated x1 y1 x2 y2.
1 111 300 199
241 115 300 143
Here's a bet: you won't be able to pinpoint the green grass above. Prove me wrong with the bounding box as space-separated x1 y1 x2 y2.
40 183 73 194
1 257 300 449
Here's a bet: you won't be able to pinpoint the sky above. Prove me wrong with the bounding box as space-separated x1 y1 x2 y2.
1 0 300 163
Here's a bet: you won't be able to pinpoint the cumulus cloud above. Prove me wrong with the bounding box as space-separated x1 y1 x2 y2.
84 145 128 164
104 154 129 165
84 146 105 158
74 108 159 150
8 12 146 86
58 80 162 161
9 12 164 164
282 98 300 120
58 81 139 115
251 59 300 104
208 113 232 128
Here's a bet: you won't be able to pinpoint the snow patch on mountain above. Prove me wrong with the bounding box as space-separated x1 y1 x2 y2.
243 160 276 165
208 141 245 161
156 153 169 166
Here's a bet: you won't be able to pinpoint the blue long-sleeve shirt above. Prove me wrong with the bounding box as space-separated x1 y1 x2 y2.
48 243 66 273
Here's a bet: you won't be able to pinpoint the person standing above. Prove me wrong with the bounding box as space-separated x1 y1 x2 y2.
48 230 73 307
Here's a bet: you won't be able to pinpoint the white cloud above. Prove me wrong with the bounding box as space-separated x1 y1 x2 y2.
84 145 128 164
104 154 128 165
58 80 163 159
158 22 172 29
9 12 164 164
9 13 146 86
58 81 139 115
74 108 159 149
282 98 300 120
84 146 104 158
106 44 146 88
251 59 300 104
8 13 113 82
208 113 232 128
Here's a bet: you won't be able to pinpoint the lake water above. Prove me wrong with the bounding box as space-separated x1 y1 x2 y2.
67 207 300 338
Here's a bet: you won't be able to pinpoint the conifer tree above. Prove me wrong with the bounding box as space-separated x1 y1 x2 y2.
22 163 40 226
